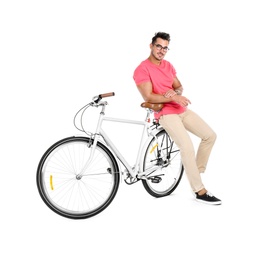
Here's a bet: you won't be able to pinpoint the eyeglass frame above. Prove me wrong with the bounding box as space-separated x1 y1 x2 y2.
154 43 169 52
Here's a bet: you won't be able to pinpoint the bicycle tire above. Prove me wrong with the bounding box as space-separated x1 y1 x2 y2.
37 136 120 219
141 129 183 197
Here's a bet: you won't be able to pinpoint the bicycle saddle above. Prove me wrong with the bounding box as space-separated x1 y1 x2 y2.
141 102 164 112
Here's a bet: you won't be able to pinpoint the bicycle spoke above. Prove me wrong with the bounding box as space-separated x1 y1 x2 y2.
37 137 119 219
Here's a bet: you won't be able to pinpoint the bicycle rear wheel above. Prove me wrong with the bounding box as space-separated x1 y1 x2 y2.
37 136 120 219
142 129 183 197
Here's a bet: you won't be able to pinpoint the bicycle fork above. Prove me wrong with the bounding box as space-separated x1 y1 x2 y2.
76 104 107 179
76 134 100 179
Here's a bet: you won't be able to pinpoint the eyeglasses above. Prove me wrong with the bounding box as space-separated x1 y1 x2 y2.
154 44 169 52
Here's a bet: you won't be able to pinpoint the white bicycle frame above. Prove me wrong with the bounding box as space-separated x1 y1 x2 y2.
79 101 162 179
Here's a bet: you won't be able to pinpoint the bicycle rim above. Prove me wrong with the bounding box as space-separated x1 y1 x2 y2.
142 129 183 197
37 136 120 219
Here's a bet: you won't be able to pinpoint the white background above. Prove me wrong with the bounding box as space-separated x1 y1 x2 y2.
1 0 257 259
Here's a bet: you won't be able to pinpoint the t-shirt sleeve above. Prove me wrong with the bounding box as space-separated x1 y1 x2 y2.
170 63 177 77
133 64 151 85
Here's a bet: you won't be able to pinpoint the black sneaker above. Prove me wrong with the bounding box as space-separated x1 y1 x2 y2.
195 192 222 205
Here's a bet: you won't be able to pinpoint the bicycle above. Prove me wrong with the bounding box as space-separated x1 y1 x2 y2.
36 92 184 219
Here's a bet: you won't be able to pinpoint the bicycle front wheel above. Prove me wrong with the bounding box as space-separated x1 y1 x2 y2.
37 136 120 219
142 129 183 197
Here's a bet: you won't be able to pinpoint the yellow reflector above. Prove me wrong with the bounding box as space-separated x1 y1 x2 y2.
150 143 158 153
50 175 54 190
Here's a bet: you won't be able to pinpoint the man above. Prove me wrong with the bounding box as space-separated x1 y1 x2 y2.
133 32 221 205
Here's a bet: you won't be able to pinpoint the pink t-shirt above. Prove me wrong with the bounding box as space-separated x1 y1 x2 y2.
133 59 186 119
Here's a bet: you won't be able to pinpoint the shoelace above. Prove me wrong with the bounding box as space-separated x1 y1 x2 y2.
206 192 214 197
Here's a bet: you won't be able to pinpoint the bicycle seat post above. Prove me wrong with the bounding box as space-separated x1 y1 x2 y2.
145 109 151 123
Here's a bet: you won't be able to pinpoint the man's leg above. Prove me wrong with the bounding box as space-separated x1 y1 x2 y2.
182 109 217 174
159 114 205 192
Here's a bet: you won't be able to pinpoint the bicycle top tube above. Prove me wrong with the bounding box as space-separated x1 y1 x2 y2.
74 92 164 135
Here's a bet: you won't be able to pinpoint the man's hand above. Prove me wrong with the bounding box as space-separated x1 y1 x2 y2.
173 95 191 107
163 89 177 98
164 89 191 106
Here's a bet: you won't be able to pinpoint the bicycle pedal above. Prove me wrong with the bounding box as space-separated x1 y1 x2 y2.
150 176 162 183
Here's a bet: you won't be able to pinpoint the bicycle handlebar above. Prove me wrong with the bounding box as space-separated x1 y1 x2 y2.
99 92 115 98
92 92 115 104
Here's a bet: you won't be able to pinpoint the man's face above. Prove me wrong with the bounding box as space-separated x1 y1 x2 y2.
150 38 169 61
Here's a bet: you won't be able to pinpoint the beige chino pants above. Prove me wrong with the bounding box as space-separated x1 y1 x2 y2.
159 109 217 192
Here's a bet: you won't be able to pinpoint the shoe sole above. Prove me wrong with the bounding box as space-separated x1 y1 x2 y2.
195 199 222 205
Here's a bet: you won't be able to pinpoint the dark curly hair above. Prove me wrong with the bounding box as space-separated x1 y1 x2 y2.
151 32 170 44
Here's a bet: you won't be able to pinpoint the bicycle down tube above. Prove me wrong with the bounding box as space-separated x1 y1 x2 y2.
79 114 150 178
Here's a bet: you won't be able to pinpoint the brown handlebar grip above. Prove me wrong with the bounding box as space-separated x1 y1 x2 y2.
99 92 115 98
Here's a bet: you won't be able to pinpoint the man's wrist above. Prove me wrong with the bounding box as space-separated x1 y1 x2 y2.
175 86 183 95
